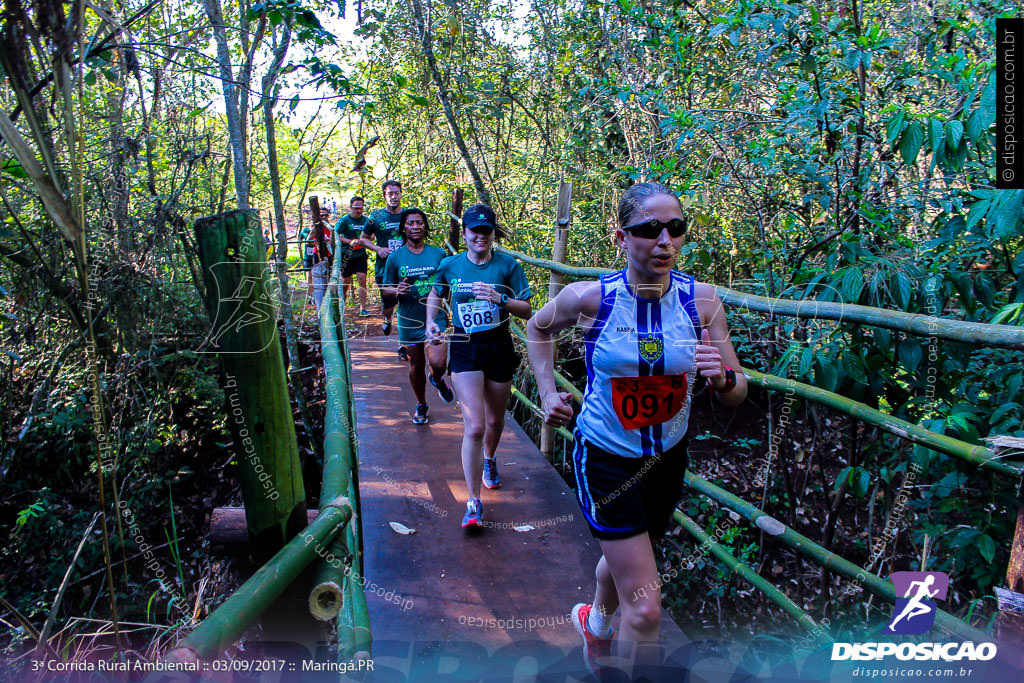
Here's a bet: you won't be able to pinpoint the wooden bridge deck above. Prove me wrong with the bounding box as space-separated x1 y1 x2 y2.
347 338 692 680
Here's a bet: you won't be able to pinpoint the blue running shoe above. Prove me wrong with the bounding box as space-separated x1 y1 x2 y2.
461 498 483 528
430 374 455 403
412 403 429 424
482 457 500 489
397 345 409 362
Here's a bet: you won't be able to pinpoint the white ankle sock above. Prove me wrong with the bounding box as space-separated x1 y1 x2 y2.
587 606 613 637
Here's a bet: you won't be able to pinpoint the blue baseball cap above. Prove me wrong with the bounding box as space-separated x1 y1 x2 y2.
462 204 507 237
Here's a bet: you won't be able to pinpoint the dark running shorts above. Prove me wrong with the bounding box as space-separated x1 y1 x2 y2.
571 433 689 541
341 255 367 277
448 329 520 383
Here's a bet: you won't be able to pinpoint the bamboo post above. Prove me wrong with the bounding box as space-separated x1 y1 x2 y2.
448 187 464 253
194 210 307 556
308 195 331 271
540 180 572 462
163 499 351 663
992 437 1024 662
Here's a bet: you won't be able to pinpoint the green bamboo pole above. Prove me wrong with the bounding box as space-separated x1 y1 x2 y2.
345 489 372 659
309 281 356 620
497 246 1024 349
195 209 306 555
683 474 991 642
163 499 351 663
744 368 1021 477
673 511 831 646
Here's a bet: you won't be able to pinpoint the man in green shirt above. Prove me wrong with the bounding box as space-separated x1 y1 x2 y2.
361 180 404 337
334 196 372 316
381 208 454 424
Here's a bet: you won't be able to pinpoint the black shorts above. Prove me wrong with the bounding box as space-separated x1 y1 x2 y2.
448 330 520 383
571 433 688 541
342 255 367 277
303 254 314 269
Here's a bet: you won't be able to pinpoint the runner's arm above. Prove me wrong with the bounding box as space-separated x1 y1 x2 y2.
359 227 387 257
695 283 747 406
426 288 443 340
527 281 600 420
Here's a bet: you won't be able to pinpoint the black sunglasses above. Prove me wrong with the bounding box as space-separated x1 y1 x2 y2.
622 218 687 239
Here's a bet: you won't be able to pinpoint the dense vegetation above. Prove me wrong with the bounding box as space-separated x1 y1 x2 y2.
1 0 1021 664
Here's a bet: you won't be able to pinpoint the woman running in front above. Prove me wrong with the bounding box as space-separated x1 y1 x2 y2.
381 208 454 424
526 182 747 677
426 204 532 529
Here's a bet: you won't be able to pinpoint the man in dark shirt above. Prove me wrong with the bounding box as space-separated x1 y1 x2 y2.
361 180 404 336
334 196 371 315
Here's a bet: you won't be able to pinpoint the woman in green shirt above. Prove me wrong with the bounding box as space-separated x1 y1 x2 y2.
426 205 533 529
381 209 454 424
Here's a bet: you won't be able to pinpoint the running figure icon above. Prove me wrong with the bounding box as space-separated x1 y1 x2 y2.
885 571 948 634
888 575 939 631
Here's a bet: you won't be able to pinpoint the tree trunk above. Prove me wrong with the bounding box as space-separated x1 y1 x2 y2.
262 22 322 463
409 0 491 205
203 0 251 209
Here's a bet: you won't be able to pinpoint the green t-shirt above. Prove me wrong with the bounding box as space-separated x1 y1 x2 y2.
433 251 532 335
334 215 370 260
383 244 447 343
365 208 404 276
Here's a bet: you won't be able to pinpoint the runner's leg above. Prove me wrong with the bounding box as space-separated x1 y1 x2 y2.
594 555 620 625
342 275 352 304
481 379 512 459
407 343 427 405
426 339 448 381
451 371 486 500
356 272 368 310
601 534 662 669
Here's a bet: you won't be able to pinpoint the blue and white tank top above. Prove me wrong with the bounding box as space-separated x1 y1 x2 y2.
575 269 701 457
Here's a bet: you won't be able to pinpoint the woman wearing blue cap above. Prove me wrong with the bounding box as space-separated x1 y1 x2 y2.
426 204 533 529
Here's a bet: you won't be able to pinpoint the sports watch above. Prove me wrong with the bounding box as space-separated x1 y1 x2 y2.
499 293 510 307
712 364 737 393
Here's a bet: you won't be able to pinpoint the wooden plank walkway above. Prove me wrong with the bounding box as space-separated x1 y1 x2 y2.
347 338 691 680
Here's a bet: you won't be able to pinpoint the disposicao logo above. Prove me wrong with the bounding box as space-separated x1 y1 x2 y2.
831 571 997 662
886 571 948 635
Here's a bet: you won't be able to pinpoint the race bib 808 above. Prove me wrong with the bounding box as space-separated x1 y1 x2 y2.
457 300 500 333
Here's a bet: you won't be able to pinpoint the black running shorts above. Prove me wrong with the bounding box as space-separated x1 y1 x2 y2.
571 433 689 541
448 329 521 383
341 254 367 277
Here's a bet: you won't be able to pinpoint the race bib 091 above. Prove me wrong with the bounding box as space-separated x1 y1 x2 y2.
457 300 500 333
610 374 688 430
